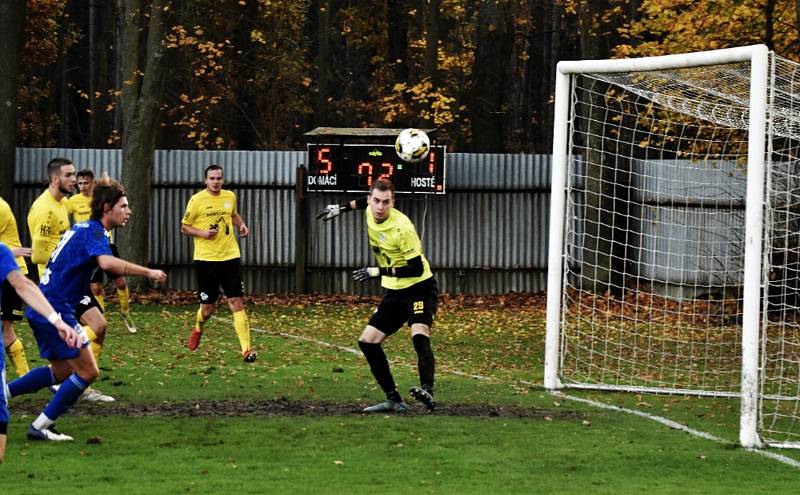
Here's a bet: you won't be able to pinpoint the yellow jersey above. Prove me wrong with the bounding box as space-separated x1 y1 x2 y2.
67 192 92 223
366 207 432 290
181 189 241 261
28 189 71 277
0 197 28 273
67 192 114 241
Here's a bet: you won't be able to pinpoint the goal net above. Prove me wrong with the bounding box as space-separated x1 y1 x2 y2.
544 45 800 449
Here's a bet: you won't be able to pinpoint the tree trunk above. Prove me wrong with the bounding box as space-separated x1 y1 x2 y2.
117 0 169 289
424 0 439 85
470 0 513 152
576 0 630 297
0 0 26 200
316 0 331 126
765 0 775 50
231 0 260 149
387 0 408 86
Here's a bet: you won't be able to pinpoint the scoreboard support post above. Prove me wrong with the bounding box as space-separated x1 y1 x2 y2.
295 164 309 293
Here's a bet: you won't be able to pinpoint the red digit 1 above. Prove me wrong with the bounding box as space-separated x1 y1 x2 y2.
428 151 435 174
380 163 394 180
358 162 373 186
317 147 332 174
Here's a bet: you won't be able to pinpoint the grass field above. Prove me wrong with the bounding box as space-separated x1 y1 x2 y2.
1 295 799 494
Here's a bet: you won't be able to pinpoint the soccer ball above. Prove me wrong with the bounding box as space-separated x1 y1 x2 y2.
395 128 430 163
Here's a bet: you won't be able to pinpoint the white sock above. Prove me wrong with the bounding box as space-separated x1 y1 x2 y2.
32 413 54 430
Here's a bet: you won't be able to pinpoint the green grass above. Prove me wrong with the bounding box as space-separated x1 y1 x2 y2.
1 301 799 494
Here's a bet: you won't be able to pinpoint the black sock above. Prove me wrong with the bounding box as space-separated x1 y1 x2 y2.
412 334 435 392
358 341 400 401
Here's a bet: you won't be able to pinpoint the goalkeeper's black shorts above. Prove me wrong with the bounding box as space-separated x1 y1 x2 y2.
368 277 438 336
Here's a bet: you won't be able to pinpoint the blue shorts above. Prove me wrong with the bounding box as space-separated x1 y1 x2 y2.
25 306 89 361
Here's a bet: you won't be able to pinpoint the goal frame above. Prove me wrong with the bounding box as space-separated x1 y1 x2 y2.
544 44 769 449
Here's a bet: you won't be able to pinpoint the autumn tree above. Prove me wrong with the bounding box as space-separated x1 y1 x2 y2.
614 0 799 60
470 0 513 151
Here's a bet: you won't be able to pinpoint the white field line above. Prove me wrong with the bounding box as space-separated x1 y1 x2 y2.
226 318 800 469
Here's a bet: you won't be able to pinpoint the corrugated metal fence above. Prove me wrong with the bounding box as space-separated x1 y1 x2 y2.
12 149 551 295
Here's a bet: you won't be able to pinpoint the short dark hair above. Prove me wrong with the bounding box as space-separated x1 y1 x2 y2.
90 175 127 220
76 169 95 180
369 178 395 196
204 164 223 178
47 157 73 179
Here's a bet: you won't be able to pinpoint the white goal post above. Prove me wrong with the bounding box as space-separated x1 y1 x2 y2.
545 44 800 449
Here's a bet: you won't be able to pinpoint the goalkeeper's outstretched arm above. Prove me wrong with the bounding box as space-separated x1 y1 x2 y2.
316 197 368 221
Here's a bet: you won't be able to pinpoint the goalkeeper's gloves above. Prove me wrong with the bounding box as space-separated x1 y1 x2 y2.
316 203 351 221
353 267 382 282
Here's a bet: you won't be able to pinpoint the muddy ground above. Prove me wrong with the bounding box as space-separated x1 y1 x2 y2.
12 398 580 420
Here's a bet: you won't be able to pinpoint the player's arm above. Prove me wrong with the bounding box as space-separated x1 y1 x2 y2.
316 197 368 221
180 197 218 239
232 211 249 238
97 255 167 283
29 215 51 265
5 270 80 348
353 255 424 281
180 223 218 240
28 208 51 265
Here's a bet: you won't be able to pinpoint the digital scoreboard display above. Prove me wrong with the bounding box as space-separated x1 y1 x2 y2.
306 143 446 194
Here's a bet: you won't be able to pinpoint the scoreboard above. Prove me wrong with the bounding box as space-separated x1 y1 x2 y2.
306 143 446 194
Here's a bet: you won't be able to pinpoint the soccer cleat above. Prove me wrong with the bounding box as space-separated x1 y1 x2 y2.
121 313 138 334
27 423 74 442
409 386 436 411
243 349 258 363
362 399 408 414
81 388 115 402
188 328 202 351
48 384 60 394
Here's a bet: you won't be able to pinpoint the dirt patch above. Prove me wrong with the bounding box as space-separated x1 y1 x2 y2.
13 398 580 420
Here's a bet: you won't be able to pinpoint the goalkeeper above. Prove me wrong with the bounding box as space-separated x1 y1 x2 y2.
317 178 438 413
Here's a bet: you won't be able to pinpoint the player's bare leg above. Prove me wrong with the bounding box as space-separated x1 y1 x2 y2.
77 307 113 402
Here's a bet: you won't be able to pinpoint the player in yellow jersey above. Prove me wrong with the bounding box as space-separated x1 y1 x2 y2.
0 196 33 378
69 169 137 334
181 164 256 362
317 178 439 413
28 158 113 402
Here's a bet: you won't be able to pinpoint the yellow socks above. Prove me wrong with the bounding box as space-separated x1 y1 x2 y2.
195 308 208 331
95 293 105 312
117 287 130 315
84 325 102 362
6 338 30 376
232 310 251 354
